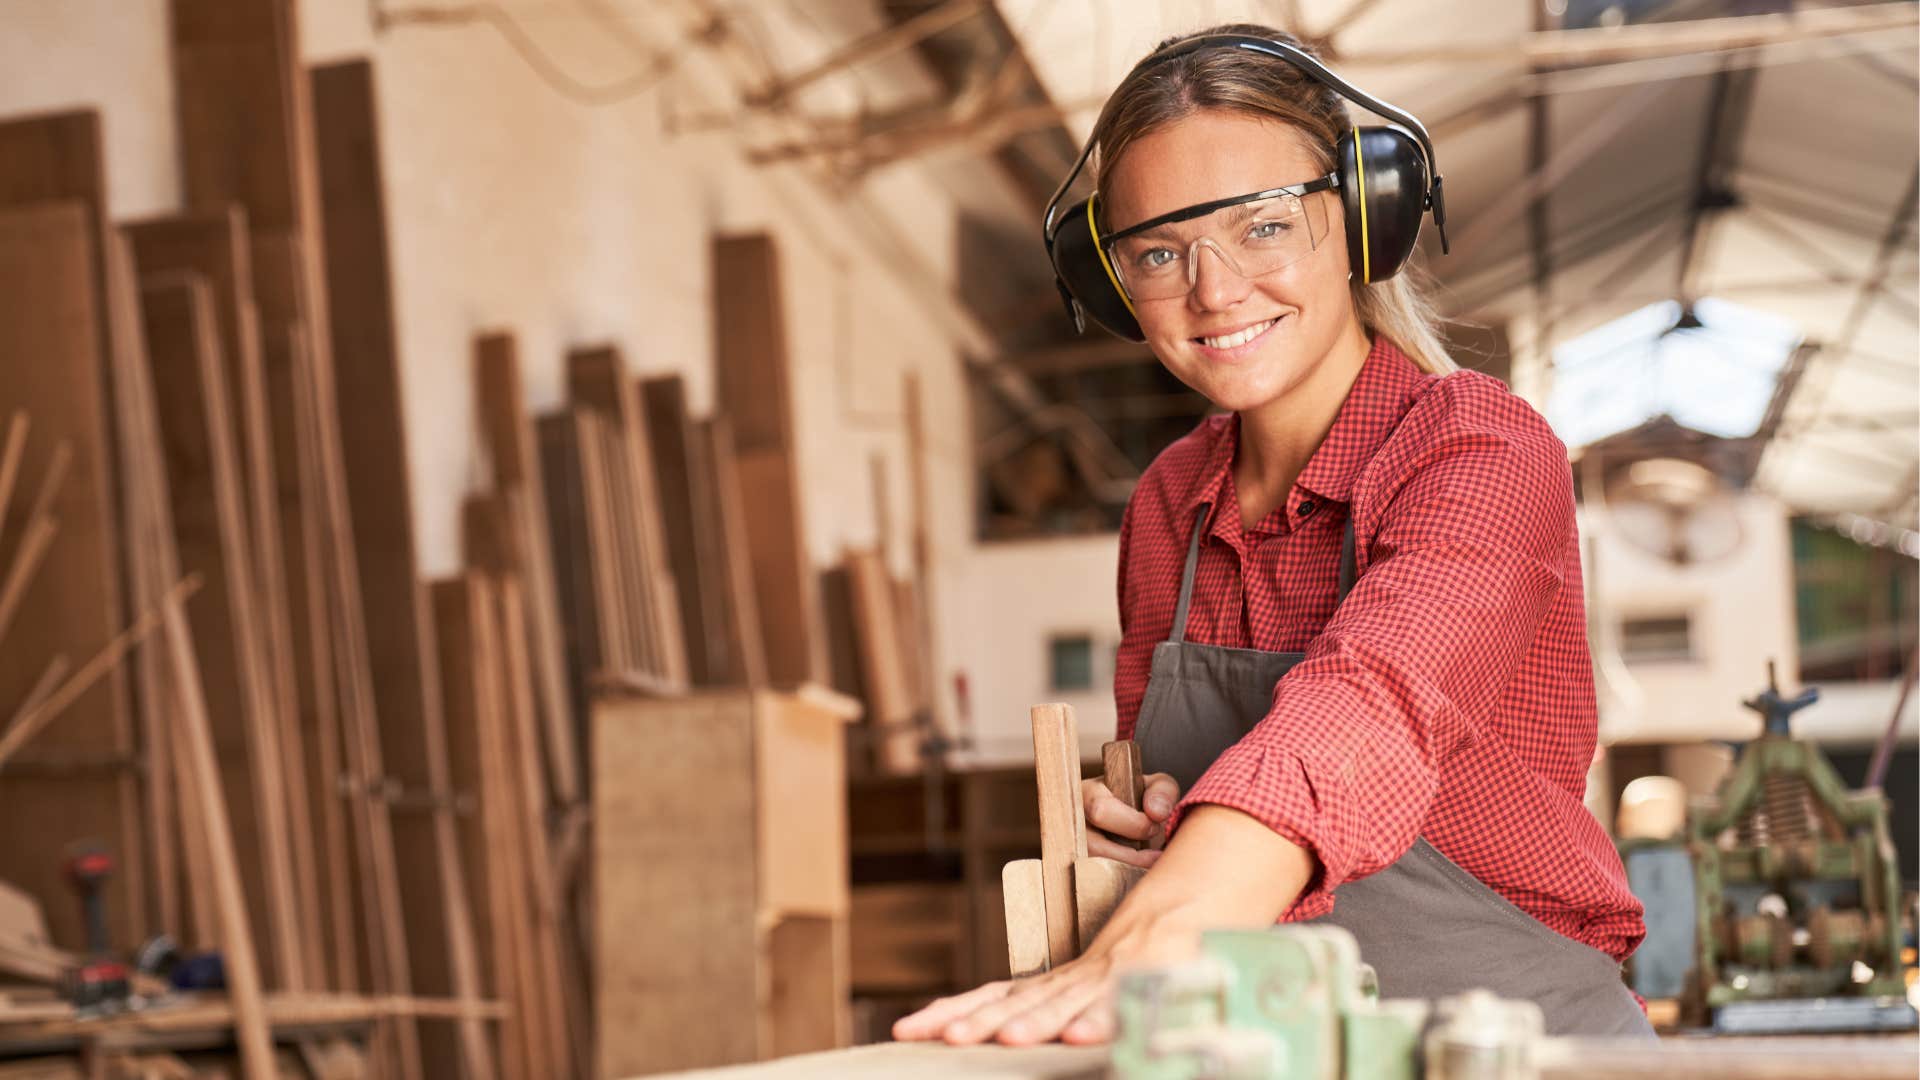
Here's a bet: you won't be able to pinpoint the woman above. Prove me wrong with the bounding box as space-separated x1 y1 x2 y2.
895 24 1652 1046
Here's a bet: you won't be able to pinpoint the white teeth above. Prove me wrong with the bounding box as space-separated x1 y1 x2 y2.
1201 318 1276 350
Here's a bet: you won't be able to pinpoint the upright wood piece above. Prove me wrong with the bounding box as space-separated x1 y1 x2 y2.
1001 861 1049 979
1030 704 1086 967
1101 740 1145 851
693 418 767 687
712 234 825 687
472 333 580 806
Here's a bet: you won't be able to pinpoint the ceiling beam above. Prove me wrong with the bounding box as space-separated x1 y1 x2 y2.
1674 60 1756 301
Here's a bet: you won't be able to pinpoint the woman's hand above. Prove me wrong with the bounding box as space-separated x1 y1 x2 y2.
892 805 1318 1046
1082 772 1180 869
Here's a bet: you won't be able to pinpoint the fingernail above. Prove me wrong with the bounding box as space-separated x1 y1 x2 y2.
1149 796 1172 816
1003 1022 1029 1041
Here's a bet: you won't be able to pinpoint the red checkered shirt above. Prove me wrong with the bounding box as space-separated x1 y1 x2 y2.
1115 338 1646 963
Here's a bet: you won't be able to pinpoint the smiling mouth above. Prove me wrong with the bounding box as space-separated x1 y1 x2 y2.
1195 317 1280 351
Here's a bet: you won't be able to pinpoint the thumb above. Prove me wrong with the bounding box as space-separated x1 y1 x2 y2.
1142 773 1180 820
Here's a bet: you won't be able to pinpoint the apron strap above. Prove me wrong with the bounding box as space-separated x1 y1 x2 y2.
1169 504 1210 645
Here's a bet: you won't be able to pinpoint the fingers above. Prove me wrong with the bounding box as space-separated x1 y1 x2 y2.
1142 773 1180 821
1083 778 1153 842
944 965 1110 1047
1087 830 1163 869
891 980 1014 1041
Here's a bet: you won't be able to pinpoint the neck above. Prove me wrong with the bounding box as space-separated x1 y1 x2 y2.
1233 320 1373 523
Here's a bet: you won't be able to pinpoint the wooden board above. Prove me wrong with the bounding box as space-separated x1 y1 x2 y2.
692 418 766 688
754 692 850 918
0 201 139 955
472 332 579 806
594 692 760 1077
638 375 720 686
429 577 519 1080
567 346 687 687
645 1041 1106 1079
844 551 917 774
711 235 822 688
1070 857 1143 953
1030 705 1085 967
1000 861 1048 980
137 274 308 992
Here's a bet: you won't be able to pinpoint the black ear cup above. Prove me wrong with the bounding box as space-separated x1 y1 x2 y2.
1048 196 1146 342
1337 125 1429 284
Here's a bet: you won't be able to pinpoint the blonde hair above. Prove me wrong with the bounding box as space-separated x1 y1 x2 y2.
1090 24 1457 375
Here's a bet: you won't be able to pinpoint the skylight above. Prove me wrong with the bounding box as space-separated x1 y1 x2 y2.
1545 297 1803 450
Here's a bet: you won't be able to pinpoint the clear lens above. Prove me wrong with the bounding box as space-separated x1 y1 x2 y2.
1108 191 1328 301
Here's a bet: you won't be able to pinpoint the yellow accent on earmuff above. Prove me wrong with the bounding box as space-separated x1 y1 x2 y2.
1088 195 1139 319
1352 126 1371 284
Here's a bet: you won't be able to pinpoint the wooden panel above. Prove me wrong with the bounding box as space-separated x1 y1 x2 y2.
1070 857 1143 953
1000 860 1048 979
712 234 821 688
845 551 917 775
693 418 767 688
733 449 825 689
711 235 795 454
567 346 687 687
1030 704 1085 967
639 375 719 685
430 576 519 1080
137 274 306 991
754 692 849 917
0 202 137 954
473 333 579 806
594 692 759 1077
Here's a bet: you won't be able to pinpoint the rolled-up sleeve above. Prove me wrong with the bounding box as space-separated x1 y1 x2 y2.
1172 398 1577 918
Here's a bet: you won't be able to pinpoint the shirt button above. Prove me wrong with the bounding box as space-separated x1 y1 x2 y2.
1298 500 1318 518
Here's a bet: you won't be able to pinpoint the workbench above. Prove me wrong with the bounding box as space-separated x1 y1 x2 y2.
646 1034 1920 1079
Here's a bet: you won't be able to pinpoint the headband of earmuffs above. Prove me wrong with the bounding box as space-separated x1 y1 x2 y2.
1044 34 1449 342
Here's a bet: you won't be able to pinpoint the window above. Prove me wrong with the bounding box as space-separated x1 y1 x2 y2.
1621 614 1694 663
1049 634 1095 692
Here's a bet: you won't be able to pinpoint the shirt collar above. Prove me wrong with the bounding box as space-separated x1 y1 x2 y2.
1179 337 1432 522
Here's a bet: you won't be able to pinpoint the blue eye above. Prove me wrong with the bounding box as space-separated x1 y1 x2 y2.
1248 220 1293 241
1136 248 1178 270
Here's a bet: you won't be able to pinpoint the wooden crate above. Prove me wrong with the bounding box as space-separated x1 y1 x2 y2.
592 689 852 1077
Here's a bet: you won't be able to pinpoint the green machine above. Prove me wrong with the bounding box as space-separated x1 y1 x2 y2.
1682 665 1916 1033
1110 926 1544 1080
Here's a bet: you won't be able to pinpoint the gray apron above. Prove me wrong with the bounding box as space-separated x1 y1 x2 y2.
1132 504 1653 1039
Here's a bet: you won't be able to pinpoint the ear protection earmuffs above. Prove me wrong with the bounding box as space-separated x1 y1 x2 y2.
1044 34 1450 343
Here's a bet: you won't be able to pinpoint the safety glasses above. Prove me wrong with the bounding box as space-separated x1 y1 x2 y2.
1099 174 1338 301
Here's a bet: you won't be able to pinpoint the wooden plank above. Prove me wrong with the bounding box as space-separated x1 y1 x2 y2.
733 449 825 689
136 274 306 992
430 577 520 1080
155 582 275 1080
0 202 139 955
712 235 823 688
567 346 688 686
755 692 851 918
1070 858 1143 953
765 915 846 1059
694 418 767 688
1100 740 1145 851
472 333 579 806
1030 704 1085 967
639 375 720 686
844 551 917 774
594 692 760 1077
1000 860 1048 979
489 578 573 1080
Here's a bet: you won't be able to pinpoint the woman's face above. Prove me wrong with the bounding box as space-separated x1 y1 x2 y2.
1100 110 1358 413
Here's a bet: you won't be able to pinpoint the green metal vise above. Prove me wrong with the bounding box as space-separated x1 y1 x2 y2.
1111 925 1544 1079
1684 665 1915 1032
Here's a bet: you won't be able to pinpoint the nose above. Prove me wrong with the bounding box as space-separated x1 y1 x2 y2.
1188 241 1252 312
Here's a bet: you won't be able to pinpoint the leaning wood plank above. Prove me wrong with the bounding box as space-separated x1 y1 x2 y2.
491 578 572 1080
567 346 688 686
157 580 275 1080
429 577 520 1080
1100 740 1146 851
1071 858 1145 954
844 550 918 774
639 376 719 685
712 234 825 687
310 64 463 1048
0 201 139 954
7 656 70 733
1001 860 1049 979
136 274 306 990
472 332 580 805
694 418 768 688
1030 704 1086 967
